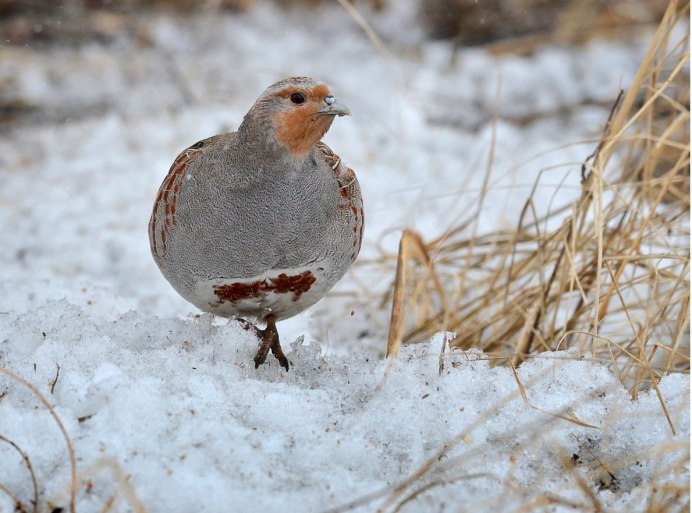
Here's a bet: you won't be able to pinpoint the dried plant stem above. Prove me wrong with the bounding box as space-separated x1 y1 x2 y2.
0 367 77 513
0 435 39 513
335 0 393 59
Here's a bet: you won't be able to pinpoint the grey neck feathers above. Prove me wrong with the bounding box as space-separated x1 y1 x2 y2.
237 104 312 171
237 100 284 152
236 109 313 174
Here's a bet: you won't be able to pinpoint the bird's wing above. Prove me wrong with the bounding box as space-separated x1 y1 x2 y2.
316 141 343 170
315 142 359 192
315 142 364 257
149 135 226 258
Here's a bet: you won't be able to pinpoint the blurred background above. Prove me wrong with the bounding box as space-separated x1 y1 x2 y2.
0 0 672 129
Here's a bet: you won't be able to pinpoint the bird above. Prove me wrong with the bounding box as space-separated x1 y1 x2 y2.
149 77 363 371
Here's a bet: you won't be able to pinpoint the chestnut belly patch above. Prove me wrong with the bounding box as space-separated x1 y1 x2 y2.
212 271 316 306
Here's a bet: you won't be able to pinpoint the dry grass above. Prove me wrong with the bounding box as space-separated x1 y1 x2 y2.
384 1 690 395
0 367 77 513
0 366 148 513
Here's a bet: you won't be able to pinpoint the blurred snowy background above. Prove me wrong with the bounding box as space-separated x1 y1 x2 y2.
0 1 689 512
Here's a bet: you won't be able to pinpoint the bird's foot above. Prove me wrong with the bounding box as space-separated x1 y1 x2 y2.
250 315 289 372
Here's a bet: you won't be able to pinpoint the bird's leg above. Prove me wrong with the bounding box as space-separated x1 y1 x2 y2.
253 314 289 371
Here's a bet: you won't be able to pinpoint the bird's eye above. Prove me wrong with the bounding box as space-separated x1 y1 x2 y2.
290 92 306 105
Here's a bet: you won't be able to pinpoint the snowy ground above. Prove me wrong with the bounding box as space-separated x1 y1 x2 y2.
0 2 689 512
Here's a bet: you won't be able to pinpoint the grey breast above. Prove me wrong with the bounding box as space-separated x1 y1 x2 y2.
167 138 343 287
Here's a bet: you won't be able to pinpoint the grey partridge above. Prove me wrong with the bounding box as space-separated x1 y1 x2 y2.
149 77 363 371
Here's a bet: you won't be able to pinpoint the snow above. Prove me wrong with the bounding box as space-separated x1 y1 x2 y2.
0 2 688 512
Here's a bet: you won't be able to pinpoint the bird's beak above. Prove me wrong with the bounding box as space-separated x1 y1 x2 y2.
319 96 351 117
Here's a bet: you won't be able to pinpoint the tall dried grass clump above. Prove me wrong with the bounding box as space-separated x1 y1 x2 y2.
386 1 690 395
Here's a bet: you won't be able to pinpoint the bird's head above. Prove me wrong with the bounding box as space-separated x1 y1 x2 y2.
240 77 351 157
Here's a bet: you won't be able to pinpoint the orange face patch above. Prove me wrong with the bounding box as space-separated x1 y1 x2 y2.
271 84 336 156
